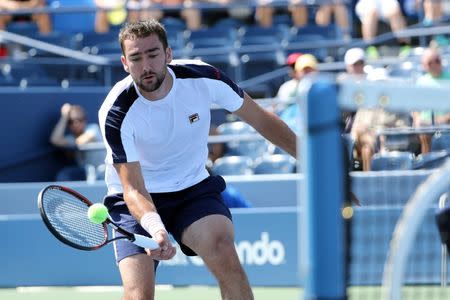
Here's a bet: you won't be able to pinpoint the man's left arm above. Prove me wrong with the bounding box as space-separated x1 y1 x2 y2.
234 92 297 158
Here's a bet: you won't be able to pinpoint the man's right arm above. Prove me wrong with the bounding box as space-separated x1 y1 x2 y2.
113 161 176 259
113 161 158 221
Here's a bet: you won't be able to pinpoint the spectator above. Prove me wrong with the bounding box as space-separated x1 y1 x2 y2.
206 165 252 208
256 0 348 29
355 0 410 58
50 103 102 181
127 0 202 30
422 0 443 25
289 0 308 27
276 52 302 110
315 0 350 39
350 68 411 171
404 0 443 25
339 47 367 135
0 0 52 34
413 47 450 153
208 125 226 163
344 47 366 76
94 0 127 33
255 0 306 28
221 185 252 208
279 53 319 133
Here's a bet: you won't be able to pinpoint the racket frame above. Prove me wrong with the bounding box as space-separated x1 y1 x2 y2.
38 185 136 251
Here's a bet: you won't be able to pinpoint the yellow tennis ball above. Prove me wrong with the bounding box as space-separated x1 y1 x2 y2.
88 203 109 224
107 7 127 26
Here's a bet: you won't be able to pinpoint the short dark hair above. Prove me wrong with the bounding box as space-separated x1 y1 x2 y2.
119 19 169 54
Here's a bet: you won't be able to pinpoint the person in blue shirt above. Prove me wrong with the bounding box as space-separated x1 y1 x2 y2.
221 184 252 208
50 103 102 181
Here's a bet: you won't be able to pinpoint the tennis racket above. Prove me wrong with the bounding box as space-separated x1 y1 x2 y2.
38 185 159 251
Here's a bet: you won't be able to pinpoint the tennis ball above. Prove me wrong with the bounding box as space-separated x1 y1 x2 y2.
88 203 109 224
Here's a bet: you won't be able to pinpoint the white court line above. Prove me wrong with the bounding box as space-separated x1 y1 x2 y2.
16 285 175 293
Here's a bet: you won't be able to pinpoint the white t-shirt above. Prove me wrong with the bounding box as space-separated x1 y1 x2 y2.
98 60 244 194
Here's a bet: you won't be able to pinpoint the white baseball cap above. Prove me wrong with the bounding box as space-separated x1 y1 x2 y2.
344 48 365 65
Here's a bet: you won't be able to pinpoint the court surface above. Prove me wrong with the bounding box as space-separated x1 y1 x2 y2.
0 286 301 300
2 286 450 299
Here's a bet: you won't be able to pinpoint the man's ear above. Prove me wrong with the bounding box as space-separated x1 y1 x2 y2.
121 55 130 73
166 47 173 64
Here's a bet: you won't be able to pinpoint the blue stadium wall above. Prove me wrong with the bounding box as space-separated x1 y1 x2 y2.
0 172 446 287
0 88 228 183
0 88 108 182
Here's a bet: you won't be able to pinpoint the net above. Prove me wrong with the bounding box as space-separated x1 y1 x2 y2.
297 75 450 299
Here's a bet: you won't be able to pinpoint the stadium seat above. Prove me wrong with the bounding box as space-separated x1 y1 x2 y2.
50 0 96 33
289 24 343 41
211 17 244 30
60 78 102 88
186 27 236 42
237 35 280 49
237 25 288 41
90 41 121 55
285 34 329 61
217 121 253 136
160 17 186 33
386 61 420 78
239 51 284 78
413 150 450 170
211 155 253 176
6 22 39 36
273 15 292 27
79 31 120 53
217 121 268 159
239 51 284 97
9 63 47 80
192 53 238 81
384 134 412 151
370 151 415 171
252 154 296 174
76 146 106 168
19 77 60 87
431 132 450 151
76 145 107 182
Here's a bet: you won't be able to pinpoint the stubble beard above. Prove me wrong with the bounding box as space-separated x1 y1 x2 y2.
136 68 166 93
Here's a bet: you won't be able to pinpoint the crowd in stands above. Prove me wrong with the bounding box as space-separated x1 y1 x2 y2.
1 0 450 179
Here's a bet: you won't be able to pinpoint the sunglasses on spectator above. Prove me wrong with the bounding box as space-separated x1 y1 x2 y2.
428 58 441 66
353 60 365 66
68 118 85 125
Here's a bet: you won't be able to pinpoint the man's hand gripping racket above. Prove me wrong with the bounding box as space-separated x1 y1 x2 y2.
38 185 162 252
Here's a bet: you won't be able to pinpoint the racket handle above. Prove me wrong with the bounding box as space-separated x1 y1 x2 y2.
133 234 160 250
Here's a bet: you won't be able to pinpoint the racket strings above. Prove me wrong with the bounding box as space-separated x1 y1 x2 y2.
42 189 106 248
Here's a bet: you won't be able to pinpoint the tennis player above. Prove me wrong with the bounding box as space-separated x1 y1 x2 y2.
98 20 297 300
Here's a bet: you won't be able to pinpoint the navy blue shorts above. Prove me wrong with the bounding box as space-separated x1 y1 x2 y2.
104 175 232 263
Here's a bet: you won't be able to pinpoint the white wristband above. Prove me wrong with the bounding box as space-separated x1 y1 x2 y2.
140 212 166 238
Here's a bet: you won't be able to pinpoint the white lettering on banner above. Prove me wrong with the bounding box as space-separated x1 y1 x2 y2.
236 232 285 266
161 232 286 267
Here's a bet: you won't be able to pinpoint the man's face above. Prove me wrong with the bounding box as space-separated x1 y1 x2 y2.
424 53 442 78
347 60 365 75
121 34 172 93
68 111 86 136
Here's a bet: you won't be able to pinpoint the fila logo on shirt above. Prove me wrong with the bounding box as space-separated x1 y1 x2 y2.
189 113 199 123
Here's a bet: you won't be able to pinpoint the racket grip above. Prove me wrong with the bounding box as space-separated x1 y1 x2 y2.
133 234 160 250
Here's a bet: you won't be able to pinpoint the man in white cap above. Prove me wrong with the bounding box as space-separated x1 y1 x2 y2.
344 47 366 76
